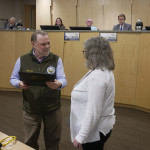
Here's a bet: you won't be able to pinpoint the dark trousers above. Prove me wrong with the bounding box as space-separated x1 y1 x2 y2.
82 130 112 150
23 108 62 150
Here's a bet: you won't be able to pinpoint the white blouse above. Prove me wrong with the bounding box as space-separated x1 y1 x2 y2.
70 69 116 144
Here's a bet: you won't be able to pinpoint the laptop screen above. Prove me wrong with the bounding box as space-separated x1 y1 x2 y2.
145 26 150 31
40 25 60 30
69 26 91 30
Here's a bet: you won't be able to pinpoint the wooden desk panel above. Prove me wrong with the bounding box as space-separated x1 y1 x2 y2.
135 33 150 109
0 31 150 111
15 31 33 60
0 31 16 89
63 32 99 96
111 33 140 105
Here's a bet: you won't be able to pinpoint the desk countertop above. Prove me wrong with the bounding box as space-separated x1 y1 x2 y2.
0 132 35 150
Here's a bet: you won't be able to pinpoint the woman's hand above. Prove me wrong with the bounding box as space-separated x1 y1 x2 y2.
73 138 82 148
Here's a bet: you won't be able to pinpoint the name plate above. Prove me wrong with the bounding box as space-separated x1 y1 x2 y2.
64 32 80 41
100 33 117 42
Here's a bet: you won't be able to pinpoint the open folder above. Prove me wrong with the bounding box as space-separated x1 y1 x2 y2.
19 72 56 86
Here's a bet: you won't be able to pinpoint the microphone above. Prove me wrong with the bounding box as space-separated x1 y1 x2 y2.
17 20 23 29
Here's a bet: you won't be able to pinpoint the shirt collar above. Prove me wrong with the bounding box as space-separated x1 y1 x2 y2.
32 49 48 62
120 24 124 29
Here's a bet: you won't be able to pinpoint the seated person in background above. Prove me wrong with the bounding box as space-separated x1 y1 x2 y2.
113 14 132 31
55 17 66 30
86 18 98 31
7 17 17 29
4 19 8 29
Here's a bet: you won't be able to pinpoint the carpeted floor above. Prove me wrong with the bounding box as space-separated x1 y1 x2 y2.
0 91 150 150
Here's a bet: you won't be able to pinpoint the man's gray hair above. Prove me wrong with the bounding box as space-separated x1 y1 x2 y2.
84 36 115 70
9 17 16 21
86 18 93 23
31 30 48 42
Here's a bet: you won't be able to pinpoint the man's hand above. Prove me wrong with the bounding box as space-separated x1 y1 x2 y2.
19 81 29 90
73 138 82 148
46 79 62 89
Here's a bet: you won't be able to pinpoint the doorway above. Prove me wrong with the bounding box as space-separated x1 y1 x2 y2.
25 5 36 29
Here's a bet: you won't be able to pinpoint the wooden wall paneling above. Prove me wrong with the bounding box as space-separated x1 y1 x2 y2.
111 33 140 105
77 0 103 30
135 33 150 109
63 32 99 97
104 0 132 30
132 0 149 29
147 0 150 25
2 0 150 31
0 31 16 89
52 0 77 29
36 0 51 30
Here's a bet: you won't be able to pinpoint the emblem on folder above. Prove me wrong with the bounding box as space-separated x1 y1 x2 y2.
47 66 55 74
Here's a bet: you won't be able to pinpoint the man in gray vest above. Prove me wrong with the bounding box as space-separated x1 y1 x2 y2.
113 14 132 31
10 31 67 150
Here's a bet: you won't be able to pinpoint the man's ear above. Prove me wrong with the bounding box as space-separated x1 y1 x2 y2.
31 41 35 47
